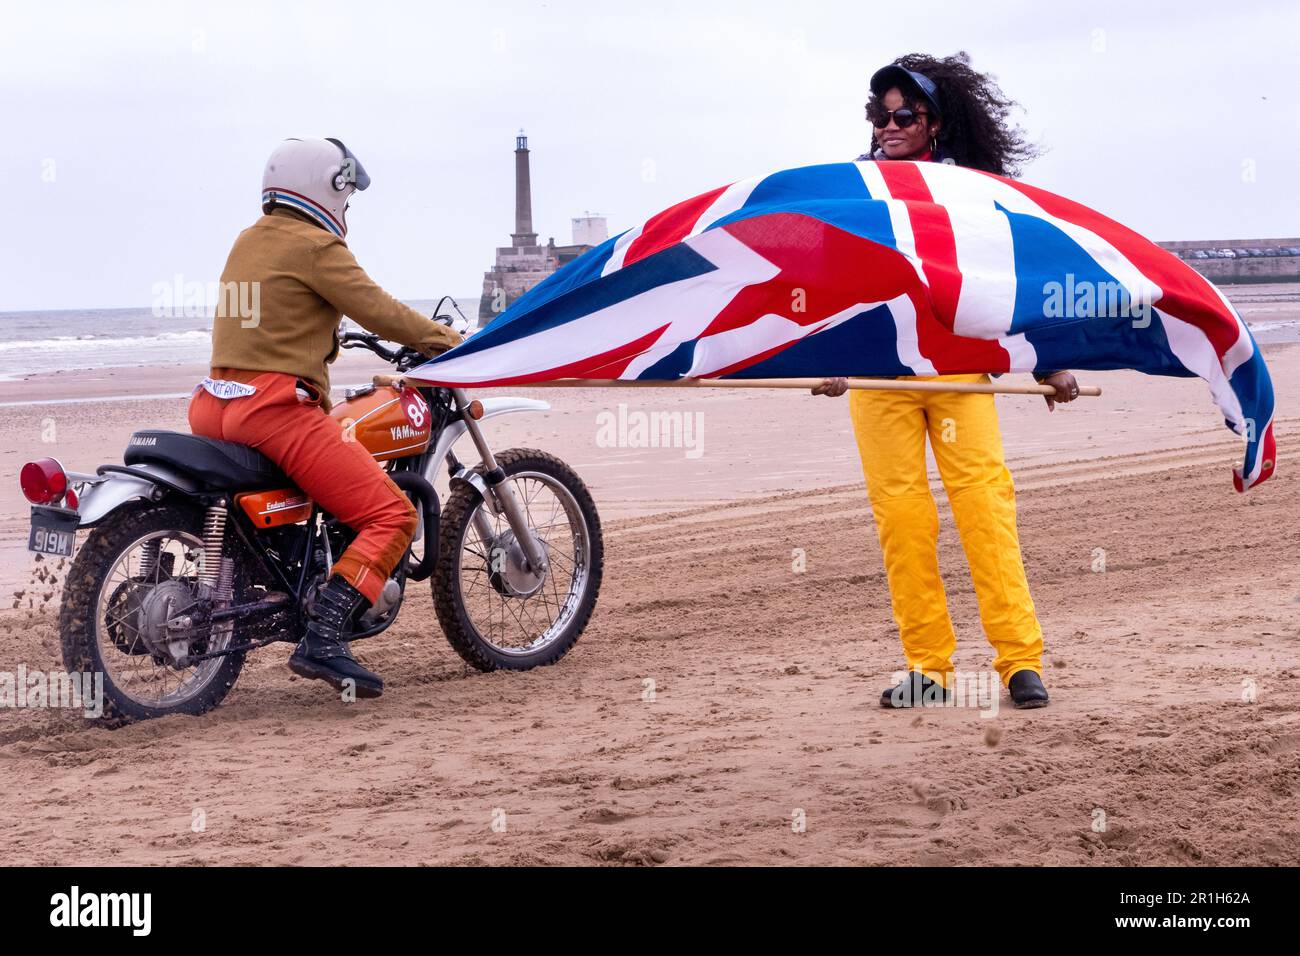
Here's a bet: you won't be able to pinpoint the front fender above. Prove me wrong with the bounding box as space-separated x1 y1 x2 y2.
424 397 550 483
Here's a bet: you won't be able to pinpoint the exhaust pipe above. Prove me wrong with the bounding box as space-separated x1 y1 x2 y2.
388 470 439 582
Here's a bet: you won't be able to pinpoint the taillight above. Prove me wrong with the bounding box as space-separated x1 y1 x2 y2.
20 458 68 505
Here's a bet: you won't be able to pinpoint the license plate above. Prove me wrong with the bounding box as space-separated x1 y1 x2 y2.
28 506 79 557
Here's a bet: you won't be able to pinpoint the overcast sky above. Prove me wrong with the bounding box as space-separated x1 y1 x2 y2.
2 0 1297 311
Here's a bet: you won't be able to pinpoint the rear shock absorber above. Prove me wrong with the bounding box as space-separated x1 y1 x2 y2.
201 504 228 591
201 505 236 653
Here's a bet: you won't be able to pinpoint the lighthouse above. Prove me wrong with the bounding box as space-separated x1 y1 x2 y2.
512 131 538 247
478 131 606 323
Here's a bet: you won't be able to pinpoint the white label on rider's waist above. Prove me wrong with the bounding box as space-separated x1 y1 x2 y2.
200 378 257 400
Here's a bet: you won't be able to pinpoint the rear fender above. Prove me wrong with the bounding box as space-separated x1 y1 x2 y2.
74 463 200 527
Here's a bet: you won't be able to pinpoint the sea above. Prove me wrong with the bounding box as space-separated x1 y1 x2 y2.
0 298 481 383
1 286 1297 385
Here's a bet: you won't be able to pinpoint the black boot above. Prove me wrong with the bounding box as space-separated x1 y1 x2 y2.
288 576 384 699
880 672 950 709
1008 670 1049 709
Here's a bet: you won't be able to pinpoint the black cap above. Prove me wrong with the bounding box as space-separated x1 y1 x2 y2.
870 64 942 117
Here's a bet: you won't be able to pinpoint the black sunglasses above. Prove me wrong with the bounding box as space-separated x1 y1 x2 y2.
868 107 929 129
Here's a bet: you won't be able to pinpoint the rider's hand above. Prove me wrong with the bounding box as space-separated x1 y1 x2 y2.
1039 371 1079 411
417 328 463 357
812 377 849 397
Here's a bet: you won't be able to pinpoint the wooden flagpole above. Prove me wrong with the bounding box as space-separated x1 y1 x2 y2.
515 377 1102 397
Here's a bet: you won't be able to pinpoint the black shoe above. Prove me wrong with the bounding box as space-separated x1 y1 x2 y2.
879 672 950 709
1008 670 1049 709
288 576 384 699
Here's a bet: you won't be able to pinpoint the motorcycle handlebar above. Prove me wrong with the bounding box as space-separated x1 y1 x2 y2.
338 330 424 369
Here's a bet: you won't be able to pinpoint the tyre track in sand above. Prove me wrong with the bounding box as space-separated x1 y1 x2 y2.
0 451 1297 865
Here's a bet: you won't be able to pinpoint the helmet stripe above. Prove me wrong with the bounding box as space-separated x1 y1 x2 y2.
261 187 345 237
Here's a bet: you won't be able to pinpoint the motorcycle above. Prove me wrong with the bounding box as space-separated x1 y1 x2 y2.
18 319 603 725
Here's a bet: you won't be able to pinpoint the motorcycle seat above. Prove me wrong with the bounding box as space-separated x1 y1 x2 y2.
123 430 288 491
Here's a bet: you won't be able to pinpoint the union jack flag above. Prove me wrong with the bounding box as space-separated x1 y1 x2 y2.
409 161 1276 491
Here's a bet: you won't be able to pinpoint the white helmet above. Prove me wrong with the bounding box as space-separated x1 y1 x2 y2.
261 137 370 237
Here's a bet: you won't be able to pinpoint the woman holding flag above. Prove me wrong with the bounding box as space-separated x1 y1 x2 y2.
815 53 1078 709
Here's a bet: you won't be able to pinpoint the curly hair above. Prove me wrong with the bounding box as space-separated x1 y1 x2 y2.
866 51 1040 177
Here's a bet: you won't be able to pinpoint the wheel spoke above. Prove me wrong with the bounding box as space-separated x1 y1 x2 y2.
94 528 229 709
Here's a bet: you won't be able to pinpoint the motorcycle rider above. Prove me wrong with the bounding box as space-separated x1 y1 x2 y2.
189 137 462 699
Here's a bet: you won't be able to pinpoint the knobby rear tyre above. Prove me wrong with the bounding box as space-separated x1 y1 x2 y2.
60 503 246 726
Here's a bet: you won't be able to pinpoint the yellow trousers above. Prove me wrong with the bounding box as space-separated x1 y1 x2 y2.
849 374 1043 688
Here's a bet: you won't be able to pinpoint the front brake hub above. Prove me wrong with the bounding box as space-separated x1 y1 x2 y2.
486 529 547 598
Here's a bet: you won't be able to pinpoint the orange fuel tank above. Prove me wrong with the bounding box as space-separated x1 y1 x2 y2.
330 381 432 462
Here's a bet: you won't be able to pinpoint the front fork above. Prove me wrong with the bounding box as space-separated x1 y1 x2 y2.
450 388 549 575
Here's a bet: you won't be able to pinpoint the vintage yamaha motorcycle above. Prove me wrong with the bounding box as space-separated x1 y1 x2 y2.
19 316 603 725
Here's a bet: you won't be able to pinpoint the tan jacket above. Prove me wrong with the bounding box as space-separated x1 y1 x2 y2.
210 209 461 408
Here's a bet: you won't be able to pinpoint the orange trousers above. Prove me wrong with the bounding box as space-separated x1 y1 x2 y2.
188 369 417 604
